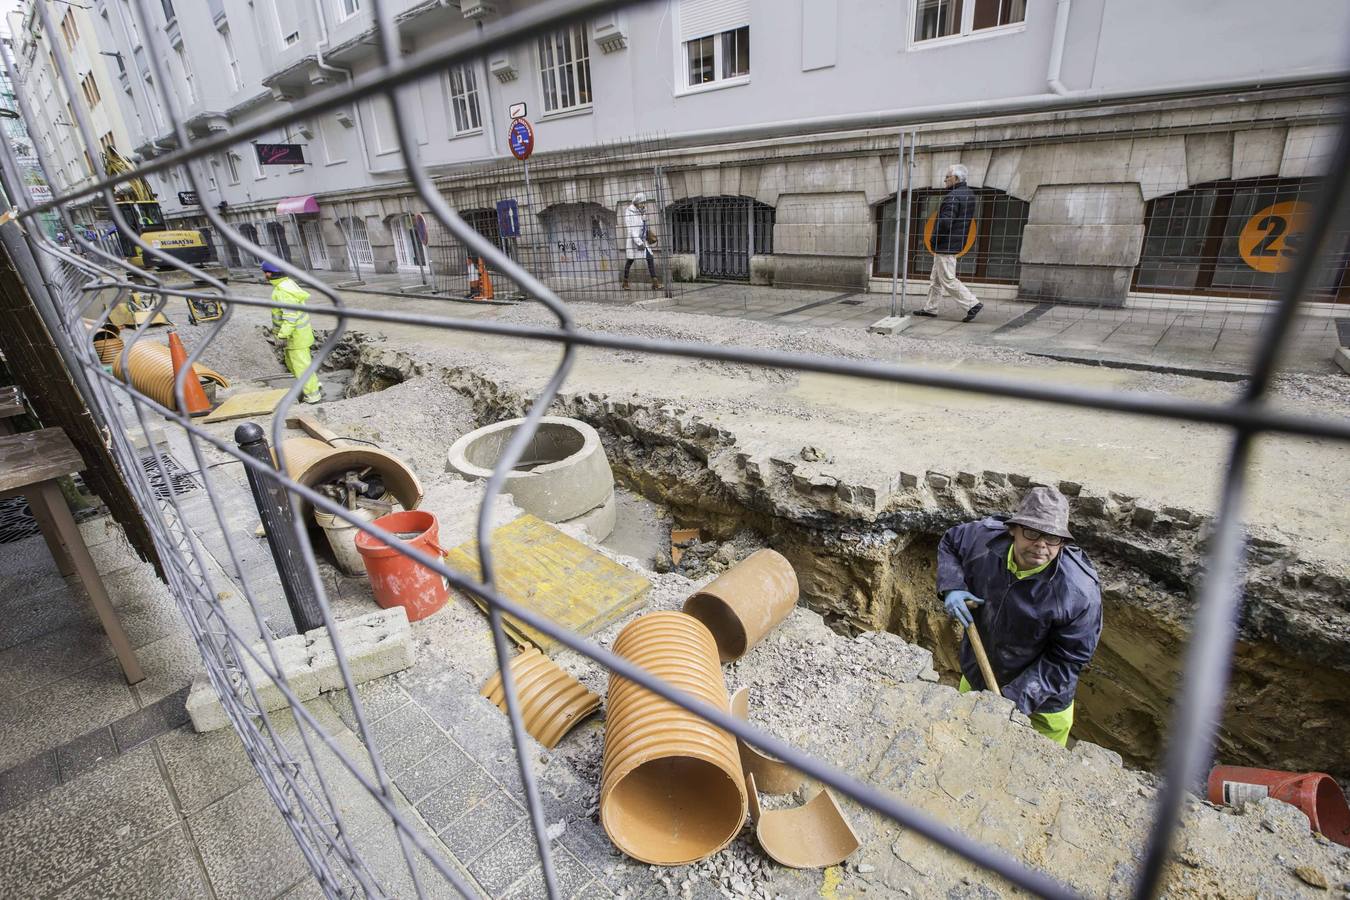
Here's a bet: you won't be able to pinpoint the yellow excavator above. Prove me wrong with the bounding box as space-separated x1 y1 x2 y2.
100 148 212 269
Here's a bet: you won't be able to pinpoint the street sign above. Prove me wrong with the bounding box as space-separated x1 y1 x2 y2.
496 199 520 238
27 184 51 203
507 119 534 161
508 102 527 120
178 190 200 206
254 143 306 166
413 212 429 246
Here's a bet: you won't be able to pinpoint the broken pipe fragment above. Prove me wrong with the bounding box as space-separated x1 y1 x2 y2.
729 686 804 794
682 548 798 662
480 646 601 749
746 772 862 869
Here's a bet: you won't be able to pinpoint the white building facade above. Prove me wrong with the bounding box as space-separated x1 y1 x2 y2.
14 0 1350 304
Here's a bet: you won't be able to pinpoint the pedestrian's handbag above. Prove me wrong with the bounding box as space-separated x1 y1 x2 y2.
644 227 659 248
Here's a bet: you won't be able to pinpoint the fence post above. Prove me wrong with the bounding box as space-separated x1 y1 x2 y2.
234 422 324 634
899 130 916 314
654 163 673 298
889 130 905 316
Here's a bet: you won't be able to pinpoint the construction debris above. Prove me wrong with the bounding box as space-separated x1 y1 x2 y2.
480 646 600 749
729 686 804 795
746 773 860 869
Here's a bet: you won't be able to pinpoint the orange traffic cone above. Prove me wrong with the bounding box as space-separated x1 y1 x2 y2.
167 331 213 416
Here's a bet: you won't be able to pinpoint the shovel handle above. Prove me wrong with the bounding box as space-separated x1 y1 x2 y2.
964 600 1000 694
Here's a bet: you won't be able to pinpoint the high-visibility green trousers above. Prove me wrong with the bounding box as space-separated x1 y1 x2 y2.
283 342 321 399
959 676 1074 746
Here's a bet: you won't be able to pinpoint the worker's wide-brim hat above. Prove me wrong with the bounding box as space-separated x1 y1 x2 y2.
1006 486 1074 540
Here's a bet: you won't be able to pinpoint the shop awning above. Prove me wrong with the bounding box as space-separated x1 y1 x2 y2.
276 195 319 216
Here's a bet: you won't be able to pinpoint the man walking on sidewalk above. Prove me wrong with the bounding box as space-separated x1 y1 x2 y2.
914 164 984 323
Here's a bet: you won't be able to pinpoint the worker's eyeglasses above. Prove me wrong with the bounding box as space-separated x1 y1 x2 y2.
1018 527 1063 546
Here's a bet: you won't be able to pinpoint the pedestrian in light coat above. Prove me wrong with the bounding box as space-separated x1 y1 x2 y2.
622 192 661 291
915 163 984 323
262 260 322 404
937 487 1102 745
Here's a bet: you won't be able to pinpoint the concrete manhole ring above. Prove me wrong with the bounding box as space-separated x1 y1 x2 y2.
447 416 614 523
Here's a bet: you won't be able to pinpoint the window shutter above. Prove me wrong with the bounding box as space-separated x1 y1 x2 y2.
679 0 749 41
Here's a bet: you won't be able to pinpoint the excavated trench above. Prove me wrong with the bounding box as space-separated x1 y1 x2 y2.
334 339 1350 782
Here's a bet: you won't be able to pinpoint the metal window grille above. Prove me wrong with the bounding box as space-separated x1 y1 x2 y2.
447 64 482 134
3 0 1350 897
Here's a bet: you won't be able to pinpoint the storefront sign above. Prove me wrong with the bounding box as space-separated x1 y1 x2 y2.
1238 200 1309 274
508 119 534 161
27 184 51 203
178 190 200 206
254 143 306 166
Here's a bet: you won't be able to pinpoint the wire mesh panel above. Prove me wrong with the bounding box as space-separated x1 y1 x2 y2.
3 0 1350 898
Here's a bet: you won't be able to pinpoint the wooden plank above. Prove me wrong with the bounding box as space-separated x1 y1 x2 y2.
201 388 290 423
0 385 24 419
285 413 342 445
444 514 651 655
0 427 84 494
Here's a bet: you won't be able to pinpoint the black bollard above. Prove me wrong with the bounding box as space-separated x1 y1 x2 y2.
235 422 324 634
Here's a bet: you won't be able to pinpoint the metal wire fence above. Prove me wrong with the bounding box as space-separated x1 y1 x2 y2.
2 0 1349 897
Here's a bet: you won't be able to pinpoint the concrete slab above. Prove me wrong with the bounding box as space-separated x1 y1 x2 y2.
132 631 205 706
435 789 527 865
867 315 915 335
393 743 478 806
0 746 177 896
54 726 118 783
0 618 115 696
156 724 256 815
52 824 209 900
415 765 497 834
188 780 310 900
1335 345 1350 375
0 750 59 815
0 657 138 771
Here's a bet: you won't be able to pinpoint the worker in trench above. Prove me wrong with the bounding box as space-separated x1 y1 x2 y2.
262 260 322 404
937 486 1102 746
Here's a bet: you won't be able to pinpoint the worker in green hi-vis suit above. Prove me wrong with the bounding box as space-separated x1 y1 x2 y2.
261 261 321 404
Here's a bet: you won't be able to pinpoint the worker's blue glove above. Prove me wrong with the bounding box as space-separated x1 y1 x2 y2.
943 590 983 628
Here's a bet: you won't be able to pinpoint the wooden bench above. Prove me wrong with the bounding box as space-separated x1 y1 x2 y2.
0 427 143 683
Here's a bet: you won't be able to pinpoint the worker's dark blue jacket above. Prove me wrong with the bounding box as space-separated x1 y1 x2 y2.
936 516 1102 715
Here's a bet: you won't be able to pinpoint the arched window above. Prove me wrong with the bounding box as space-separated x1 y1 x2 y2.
263 220 292 264
388 213 427 270
337 216 374 268
664 196 774 281
540 202 616 275
875 187 1029 283
1134 177 1348 301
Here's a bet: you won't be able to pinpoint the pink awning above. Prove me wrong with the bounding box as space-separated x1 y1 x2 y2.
276 195 319 216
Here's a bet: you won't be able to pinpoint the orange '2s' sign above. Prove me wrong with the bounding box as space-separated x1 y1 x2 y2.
1238 200 1310 274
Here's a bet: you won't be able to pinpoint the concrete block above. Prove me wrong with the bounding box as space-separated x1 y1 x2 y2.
1185 132 1234 186
1018 263 1131 306
127 423 168 452
1232 127 1286 181
1019 224 1146 267
749 253 775 285
666 253 696 282
772 255 869 290
1028 184 1144 227
1280 124 1338 179
868 315 914 335
1126 136 1188 200
773 223 872 257
1334 346 1350 376
187 607 414 732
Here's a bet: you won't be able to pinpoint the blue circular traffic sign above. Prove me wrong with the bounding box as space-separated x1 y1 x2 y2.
508 119 534 161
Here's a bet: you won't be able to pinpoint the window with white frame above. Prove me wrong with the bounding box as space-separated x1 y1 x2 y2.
218 24 241 92
224 152 240 183
679 0 749 89
368 98 399 154
912 0 1025 43
252 143 266 178
447 64 481 134
336 0 360 22
338 216 374 267
537 25 591 113
121 0 141 47
272 0 301 47
317 115 344 164
144 76 166 133
175 45 196 104
390 215 427 269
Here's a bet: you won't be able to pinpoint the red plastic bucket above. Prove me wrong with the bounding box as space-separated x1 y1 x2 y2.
353 510 449 622
1208 765 1350 848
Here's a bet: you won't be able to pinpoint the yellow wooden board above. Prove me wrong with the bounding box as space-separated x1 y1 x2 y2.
444 514 651 655
201 388 290 423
